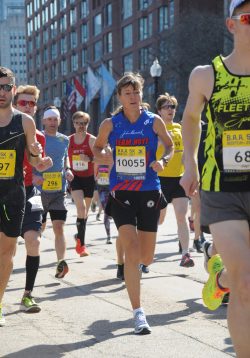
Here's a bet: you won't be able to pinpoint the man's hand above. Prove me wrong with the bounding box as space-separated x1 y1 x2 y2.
35 157 53 172
65 169 74 182
29 142 43 157
180 168 200 197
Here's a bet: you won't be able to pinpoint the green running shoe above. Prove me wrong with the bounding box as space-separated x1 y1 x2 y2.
0 304 5 326
20 294 41 313
202 254 229 310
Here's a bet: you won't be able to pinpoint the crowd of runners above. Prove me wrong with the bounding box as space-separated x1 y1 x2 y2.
0 0 250 356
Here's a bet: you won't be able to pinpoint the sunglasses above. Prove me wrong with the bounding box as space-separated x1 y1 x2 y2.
161 104 176 110
0 84 14 92
17 100 37 107
231 13 250 24
74 121 89 126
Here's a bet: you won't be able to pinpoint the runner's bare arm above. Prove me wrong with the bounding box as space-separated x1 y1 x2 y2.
92 119 113 165
151 115 174 172
180 65 213 196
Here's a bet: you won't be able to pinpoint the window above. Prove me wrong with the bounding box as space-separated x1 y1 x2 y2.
139 14 152 40
50 22 57 39
70 8 77 25
159 6 168 31
71 54 78 71
51 64 57 79
81 0 89 17
51 42 57 60
139 47 149 70
123 53 133 72
105 3 112 26
59 0 67 11
94 40 102 62
122 0 132 19
105 32 112 53
107 59 113 74
50 0 57 18
81 23 89 43
123 24 133 48
61 37 67 54
43 28 48 45
61 59 67 75
138 0 153 10
35 34 40 48
70 31 77 48
169 0 174 27
43 47 48 62
60 14 67 32
82 48 88 66
94 13 102 36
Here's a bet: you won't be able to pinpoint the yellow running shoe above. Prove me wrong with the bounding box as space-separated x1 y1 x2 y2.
202 254 229 310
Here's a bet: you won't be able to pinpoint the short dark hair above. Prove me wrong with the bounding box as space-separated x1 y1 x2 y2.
0 66 15 84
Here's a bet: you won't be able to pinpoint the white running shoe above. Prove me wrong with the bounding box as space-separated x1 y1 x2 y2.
134 309 151 335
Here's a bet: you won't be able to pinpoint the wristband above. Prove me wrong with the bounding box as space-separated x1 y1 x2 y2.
30 153 40 157
161 157 169 166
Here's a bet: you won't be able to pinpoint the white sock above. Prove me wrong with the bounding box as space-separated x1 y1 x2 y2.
133 307 144 316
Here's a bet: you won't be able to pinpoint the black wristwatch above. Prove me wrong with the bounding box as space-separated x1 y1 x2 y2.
161 157 169 166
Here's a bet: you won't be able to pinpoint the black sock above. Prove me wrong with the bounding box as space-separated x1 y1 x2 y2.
76 218 87 246
25 255 40 292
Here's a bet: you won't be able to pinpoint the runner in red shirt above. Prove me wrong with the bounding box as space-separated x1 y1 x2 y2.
68 111 96 257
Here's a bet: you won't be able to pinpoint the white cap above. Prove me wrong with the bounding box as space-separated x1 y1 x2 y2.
43 108 60 119
229 0 246 17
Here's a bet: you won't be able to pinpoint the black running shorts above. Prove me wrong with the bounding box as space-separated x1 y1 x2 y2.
105 190 167 232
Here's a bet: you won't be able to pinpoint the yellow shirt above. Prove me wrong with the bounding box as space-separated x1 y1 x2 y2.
156 122 184 177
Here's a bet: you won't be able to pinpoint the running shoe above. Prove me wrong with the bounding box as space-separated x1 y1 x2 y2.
139 264 149 274
200 232 206 244
79 245 90 257
55 260 69 278
96 213 101 221
20 294 41 313
134 309 151 335
203 240 212 273
180 253 195 267
193 239 203 253
202 254 229 310
106 236 112 244
0 304 5 327
188 217 194 231
116 264 124 280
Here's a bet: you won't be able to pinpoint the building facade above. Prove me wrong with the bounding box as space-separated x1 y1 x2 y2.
0 1 27 85
25 0 232 132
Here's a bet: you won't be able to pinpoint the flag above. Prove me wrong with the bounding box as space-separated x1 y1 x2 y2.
61 97 69 123
73 77 86 109
66 82 76 112
85 66 101 109
100 64 116 113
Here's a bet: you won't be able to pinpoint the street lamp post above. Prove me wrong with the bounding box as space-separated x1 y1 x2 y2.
150 58 162 103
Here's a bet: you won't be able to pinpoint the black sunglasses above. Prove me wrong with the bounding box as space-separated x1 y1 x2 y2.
161 104 176 110
0 84 14 92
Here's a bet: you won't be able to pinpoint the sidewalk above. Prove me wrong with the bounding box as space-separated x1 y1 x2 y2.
0 198 235 357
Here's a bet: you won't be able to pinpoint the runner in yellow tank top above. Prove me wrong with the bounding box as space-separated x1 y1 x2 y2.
156 93 203 268
180 1 250 355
